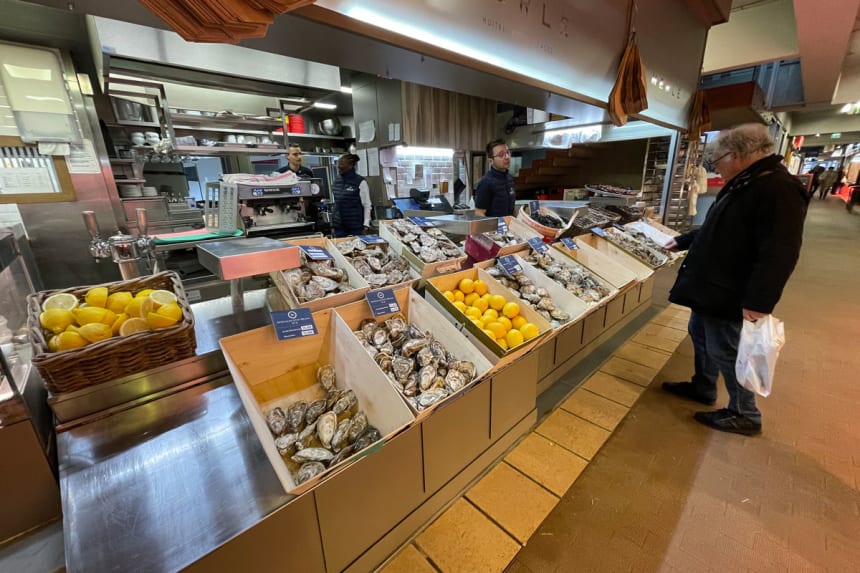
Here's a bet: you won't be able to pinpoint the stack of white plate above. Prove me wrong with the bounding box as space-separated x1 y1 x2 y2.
142 186 159 197
118 184 142 198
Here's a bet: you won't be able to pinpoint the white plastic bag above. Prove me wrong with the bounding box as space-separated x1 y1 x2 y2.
735 315 785 397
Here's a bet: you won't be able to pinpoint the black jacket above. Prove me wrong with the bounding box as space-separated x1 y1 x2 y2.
669 154 808 320
475 167 516 216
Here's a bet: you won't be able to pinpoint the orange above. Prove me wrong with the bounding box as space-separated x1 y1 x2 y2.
485 321 506 339
473 297 489 313
512 315 528 330
489 294 506 311
473 279 488 296
502 301 520 319
443 290 455 302
464 293 479 307
453 290 465 303
520 322 539 340
458 278 475 294
506 329 524 348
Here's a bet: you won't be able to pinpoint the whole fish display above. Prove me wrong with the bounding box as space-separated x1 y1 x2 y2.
335 238 412 287
384 220 463 263
263 363 382 485
353 314 477 411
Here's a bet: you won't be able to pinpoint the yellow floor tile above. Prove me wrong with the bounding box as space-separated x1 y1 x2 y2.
466 462 559 544
415 498 520 573
561 388 631 431
505 433 588 497
650 313 689 331
377 543 436 573
616 341 672 370
535 408 611 460
632 332 684 354
599 356 656 387
582 371 645 406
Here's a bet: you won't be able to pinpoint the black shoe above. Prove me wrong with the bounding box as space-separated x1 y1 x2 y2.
693 408 762 436
661 382 716 406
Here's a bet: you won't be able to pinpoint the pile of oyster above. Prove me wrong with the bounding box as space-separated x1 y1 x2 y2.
384 220 463 263
603 228 669 267
521 251 612 305
623 227 678 260
282 253 355 303
483 227 528 247
335 238 412 288
485 264 571 328
264 364 381 485
354 314 476 411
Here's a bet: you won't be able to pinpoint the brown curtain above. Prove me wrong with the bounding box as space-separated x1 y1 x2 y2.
401 83 496 150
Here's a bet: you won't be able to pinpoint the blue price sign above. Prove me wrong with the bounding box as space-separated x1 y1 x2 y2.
300 245 333 260
356 234 387 245
497 218 509 233
561 237 579 250
527 236 549 254
529 200 540 215
498 255 523 275
366 288 401 317
408 216 435 227
271 309 318 341
613 223 628 233
591 227 608 238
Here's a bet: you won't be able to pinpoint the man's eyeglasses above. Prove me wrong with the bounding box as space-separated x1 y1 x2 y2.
494 150 512 159
712 152 732 164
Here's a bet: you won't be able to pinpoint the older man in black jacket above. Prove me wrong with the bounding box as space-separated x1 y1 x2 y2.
662 124 808 436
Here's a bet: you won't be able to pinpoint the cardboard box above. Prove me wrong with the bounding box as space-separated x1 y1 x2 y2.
518 247 619 311
315 424 424 573
220 308 414 495
554 319 585 365
574 234 655 281
601 227 670 269
639 276 655 303
422 379 492 494
333 287 493 419
582 305 607 345
424 267 552 367
552 239 637 290
484 216 541 256
605 292 626 327
328 236 419 293
490 352 538 440
378 220 467 278
536 336 556 380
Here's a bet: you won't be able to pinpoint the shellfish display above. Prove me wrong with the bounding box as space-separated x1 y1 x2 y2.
485 262 572 328
282 251 356 303
518 251 613 305
335 238 413 288
602 227 669 267
383 220 463 263
623 227 678 260
263 364 381 485
483 224 528 247
353 314 477 411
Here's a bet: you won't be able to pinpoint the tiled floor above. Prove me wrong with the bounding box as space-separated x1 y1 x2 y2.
379 198 860 573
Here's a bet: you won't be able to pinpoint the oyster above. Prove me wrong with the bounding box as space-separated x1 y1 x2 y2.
331 418 352 452
402 336 429 357
274 432 298 456
316 412 337 449
329 444 354 466
347 411 368 443
449 360 476 380
305 399 327 425
317 364 336 391
333 389 358 415
360 318 377 338
325 389 344 410
296 420 318 449
265 407 287 436
419 246 439 263
296 462 326 484
292 447 334 464
311 275 341 292
419 364 437 391
367 273 389 287
302 282 326 302
403 377 419 397
285 401 307 433
416 345 436 368
445 369 467 393
392 355 415 381
353 426 382 452
372 328 389 347
416 388 449 410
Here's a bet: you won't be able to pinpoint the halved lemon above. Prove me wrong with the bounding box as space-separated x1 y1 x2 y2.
85 287 109 308
119 317 150 336
55 331 88 351
78 322 113 343
146 312 179 329
135 289 154 299
40 308 74 334
124 296 154 319
106 291 133 314
148 290 177 308
42 293 79 312
155 302 182 322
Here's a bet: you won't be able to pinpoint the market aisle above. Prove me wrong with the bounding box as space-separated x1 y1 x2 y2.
507 197 860 571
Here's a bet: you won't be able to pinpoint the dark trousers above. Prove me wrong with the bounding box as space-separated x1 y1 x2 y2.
688 311 761 422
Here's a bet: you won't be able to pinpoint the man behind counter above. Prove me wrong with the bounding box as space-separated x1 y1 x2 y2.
474 138 516 217
276 143 314 178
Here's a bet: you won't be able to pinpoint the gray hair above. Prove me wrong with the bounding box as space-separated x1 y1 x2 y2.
713 123 774 159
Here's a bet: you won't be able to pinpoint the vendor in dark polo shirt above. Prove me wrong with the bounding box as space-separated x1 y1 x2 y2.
276 143 314 178
475 138 516 217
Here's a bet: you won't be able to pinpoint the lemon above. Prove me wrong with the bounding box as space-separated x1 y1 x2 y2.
148 289 177 308
146 312 179 329
489 294 507 311
473 297 489 313
473 279 488 296
79 322 113 343
464 293 479 307
111 313 129 335
506 329 524 348
106 291 133 314
520 323 539 340
65 324 79 333
120 317 150 336
458 278 475 294
42 293 79 312
85 287 109 308
443 290 455 302
485 321 506 339
470 318 483 328
497 338 509 350
453 290 465 303
464 306 482 320
453 300 467 312
135 289 154 299
502 301 520 319
73 307 108 325
482 328 496 340
482 308 499 321
156 302 182 322
124 296 154 319
498 316 512 332
55 331 88 351
40 308 74 334
47 335 60 352
512 315 527 330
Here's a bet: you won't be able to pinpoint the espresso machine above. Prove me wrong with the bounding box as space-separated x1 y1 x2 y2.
229 179 329 238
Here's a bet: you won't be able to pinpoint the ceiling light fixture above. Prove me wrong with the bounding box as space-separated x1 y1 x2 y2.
313 102 337 110
340 86 352 94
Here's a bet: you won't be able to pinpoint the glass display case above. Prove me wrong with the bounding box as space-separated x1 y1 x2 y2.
0 229 35 419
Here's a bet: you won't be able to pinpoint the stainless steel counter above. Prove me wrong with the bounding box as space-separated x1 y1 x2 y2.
58 377 289 573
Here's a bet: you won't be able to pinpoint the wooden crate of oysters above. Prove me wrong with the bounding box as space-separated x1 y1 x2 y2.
329 236 418 291
333 287 493 419
220 308 414 495
271 237 370 313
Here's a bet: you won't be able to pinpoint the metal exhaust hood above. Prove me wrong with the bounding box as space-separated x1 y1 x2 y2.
87 16 342 97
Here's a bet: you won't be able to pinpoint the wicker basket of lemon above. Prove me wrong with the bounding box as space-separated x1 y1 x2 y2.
27 271 196 394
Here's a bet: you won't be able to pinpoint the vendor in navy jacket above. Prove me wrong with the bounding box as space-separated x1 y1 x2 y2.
475 139 516 217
